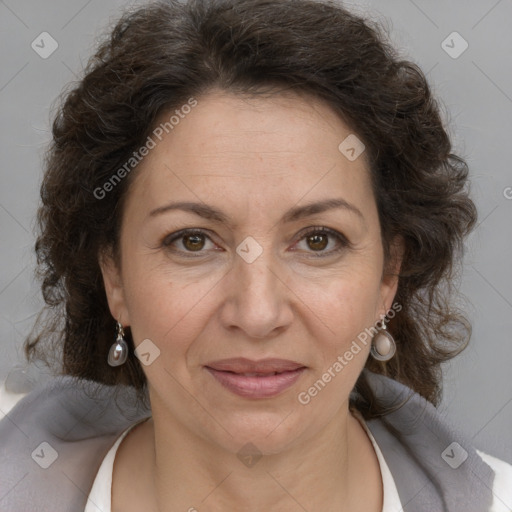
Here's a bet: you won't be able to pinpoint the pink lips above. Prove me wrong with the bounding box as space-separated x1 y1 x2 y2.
205 358 306 399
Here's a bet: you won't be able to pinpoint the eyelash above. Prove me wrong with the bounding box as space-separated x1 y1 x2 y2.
161 227 350 258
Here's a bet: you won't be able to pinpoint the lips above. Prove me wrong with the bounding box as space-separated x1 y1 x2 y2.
205 357 305 374
204 358 306 399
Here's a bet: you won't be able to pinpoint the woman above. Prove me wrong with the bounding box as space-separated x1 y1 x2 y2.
1 0 510 510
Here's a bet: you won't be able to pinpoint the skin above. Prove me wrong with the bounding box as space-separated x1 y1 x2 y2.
100 89 402 512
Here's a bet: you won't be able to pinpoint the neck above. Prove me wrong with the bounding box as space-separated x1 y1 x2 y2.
119 402 382 512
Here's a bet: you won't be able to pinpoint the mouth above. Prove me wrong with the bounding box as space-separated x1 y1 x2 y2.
205 357 305 374
204 358 306 399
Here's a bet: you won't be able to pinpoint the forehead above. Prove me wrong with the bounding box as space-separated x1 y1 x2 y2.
124 90 375 225
148 89 363 163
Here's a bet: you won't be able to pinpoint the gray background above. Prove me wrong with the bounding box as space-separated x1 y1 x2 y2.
1 0 511 460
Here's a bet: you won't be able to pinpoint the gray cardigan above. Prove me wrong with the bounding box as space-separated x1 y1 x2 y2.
0 369 499 511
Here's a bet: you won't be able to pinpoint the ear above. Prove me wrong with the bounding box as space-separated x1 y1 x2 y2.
378 235 404 317
98 249 131 326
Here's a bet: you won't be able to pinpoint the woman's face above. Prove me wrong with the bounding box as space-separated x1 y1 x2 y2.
101 90 400 454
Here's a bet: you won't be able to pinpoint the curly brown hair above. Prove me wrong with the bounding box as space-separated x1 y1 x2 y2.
25 0 477 418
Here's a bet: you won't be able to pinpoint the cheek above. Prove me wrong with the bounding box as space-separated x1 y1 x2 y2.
294 275 381 412
121 258 220 350
296 260 383 339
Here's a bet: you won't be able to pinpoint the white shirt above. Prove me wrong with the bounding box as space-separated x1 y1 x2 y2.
1 381 510 512
84 419 143 512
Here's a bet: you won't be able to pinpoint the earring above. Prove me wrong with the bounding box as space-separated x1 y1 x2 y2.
370 323 396 362
108 321 129 367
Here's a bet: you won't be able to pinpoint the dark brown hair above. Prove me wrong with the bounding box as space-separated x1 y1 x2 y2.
25 0 477 418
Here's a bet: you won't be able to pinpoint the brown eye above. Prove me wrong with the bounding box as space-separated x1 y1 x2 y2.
162 229 216 257
182 233 206 251
306 233 329 251
293 227 350 257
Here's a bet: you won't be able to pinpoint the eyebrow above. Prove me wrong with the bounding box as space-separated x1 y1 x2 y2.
148 198 364 226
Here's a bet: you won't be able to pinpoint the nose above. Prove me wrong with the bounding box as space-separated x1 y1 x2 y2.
218 245 294 340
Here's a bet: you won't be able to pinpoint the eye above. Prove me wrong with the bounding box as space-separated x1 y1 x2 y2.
292 227 350 257
162 229 218 257
162 226 350 259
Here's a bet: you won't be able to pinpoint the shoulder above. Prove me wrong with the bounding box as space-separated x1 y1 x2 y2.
361 370 512 511
0 374 149 445
0 376 31 417
476 450 512 511
0 375 150 511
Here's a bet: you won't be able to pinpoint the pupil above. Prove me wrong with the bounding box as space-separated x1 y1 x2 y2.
308 234 327 251
184 234 204 251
